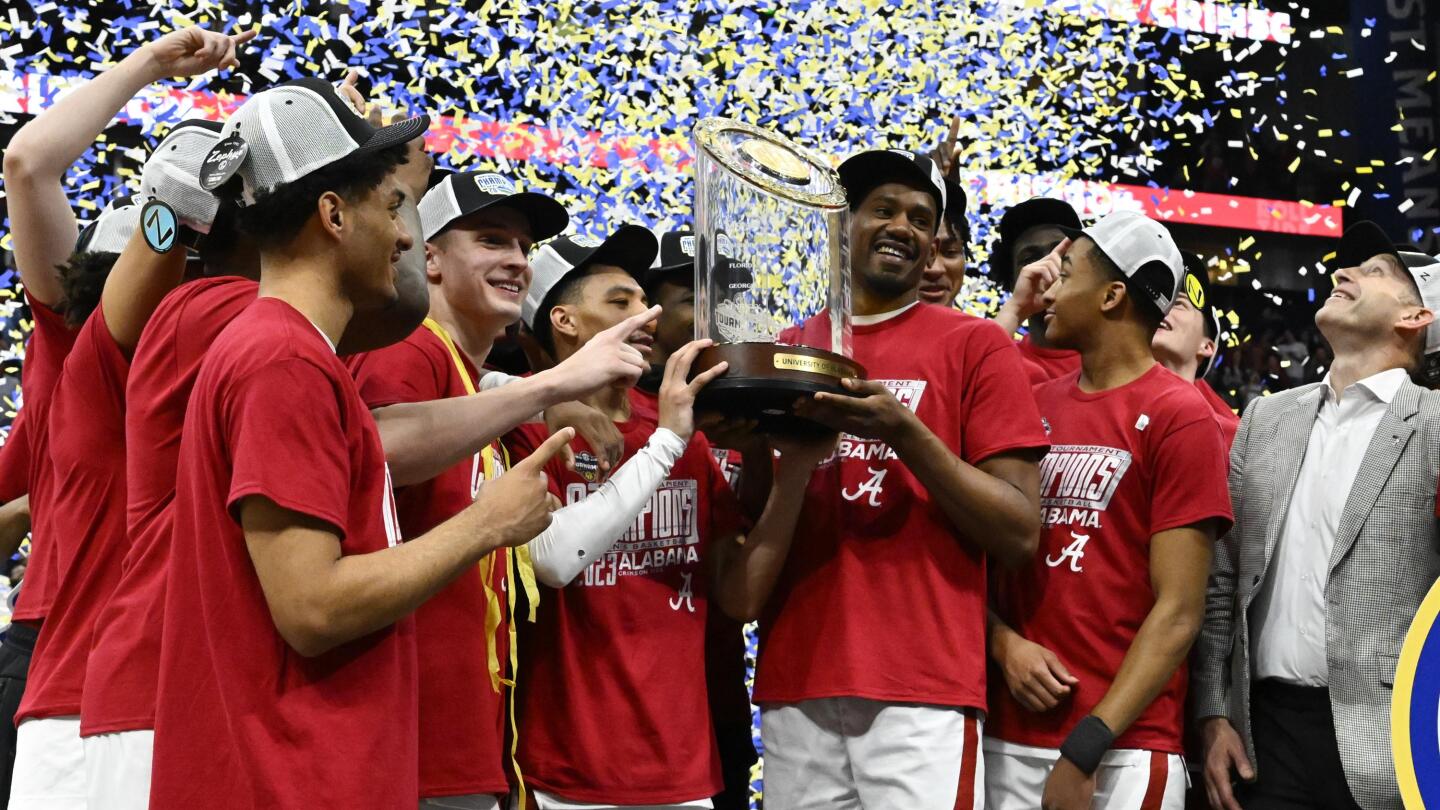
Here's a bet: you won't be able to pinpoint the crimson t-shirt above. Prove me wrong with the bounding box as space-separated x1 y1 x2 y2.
754 304 1050 710
1017 334 1082 387
1196 378 1239 447
149 298 415 809
9 292 82 622
348 326 512 799
989 364 1233 753
508 389 743 804
82 276 258 736
0 293 79 502
17 308 129 723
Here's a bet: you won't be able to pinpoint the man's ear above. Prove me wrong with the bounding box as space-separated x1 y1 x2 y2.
550 304 580 345
1401 306 1435 337
1099 280 1128 316
316 191 345 241
1198 336 1217 363
424 242 442 284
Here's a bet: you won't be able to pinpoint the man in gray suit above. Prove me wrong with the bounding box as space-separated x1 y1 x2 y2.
1194 220 1440 810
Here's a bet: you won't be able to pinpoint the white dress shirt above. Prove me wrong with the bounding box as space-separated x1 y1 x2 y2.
1250 367 1408 686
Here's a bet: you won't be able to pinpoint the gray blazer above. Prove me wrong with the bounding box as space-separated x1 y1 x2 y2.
1192 378 1440 810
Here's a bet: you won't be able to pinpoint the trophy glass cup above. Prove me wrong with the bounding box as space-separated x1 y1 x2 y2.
690 117 864 431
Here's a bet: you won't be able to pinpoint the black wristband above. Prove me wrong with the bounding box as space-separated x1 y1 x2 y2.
1059 715 1115 775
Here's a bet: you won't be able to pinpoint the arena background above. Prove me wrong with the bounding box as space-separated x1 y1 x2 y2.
0 1 1436 804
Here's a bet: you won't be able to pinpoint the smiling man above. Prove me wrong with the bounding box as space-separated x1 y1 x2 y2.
1151 252 1239 445
1194 222 1440 810
747 149 1050 809
918 177 969 307
985 211 1232 810
347 171 652 810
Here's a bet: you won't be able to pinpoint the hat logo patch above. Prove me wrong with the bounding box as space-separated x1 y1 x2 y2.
680 236 695 257
1186 274 1205 308
198 133 249 191
474 173 516 196
572 234 603 248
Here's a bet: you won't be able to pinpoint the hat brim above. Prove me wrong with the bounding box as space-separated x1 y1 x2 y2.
577 224 660 278
1002 199 1084 245
1337 220 1402 271
444 191 570 243
356 114 431 155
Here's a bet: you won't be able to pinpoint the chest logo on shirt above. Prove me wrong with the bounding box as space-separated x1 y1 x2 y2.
669 571 696 612
565 478 701 588
842 466 888 506
1037 444 1133 530
1045 530 1090 572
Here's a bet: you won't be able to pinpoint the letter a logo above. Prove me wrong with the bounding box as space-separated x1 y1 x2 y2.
842 467 888 507
669 571 696 612
1045 530 1089 573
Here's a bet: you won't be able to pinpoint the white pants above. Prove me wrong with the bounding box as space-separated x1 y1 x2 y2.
982 739 1186 810
760 697 984 810
527 790 711 809
82 730 153 810
8 717 85 810
420 795 501 810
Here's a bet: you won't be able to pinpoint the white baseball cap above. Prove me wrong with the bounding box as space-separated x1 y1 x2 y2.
75 197 144 254
199 77 429 205
1070 211 1184 315
140 119 225 232
418 169 568 242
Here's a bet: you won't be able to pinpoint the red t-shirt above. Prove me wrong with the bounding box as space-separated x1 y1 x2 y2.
1196 378 1240 447
348 326 512 799
1018 334 1082 387
149 298 415 809
9 293 82 622
989 364 1233 753
508 389 743 804
754 305 1050 710
81 276 258 736
17 308 129 723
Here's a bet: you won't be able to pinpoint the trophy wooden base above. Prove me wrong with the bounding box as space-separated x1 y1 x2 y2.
690 343 866 433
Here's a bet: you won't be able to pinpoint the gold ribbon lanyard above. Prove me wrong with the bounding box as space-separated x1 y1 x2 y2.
421 318 540 805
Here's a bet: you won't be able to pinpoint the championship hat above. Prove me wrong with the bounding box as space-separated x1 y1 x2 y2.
418 169 569 242
140 119 225 232
991 197 1083 289
1068 211 1184 316
199 77 429 205
1180 251 1222 378
643 229 696 293
837 149 947 224
522 225 659 340
75 197 144 255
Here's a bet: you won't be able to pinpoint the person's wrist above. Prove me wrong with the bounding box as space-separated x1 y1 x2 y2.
1059 715 1115 775
886 410 927 457
131 43 170 82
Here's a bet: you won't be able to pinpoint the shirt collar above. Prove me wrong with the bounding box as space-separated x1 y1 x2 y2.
852 300 919 326
1320 367 1408 404
307 319 338 354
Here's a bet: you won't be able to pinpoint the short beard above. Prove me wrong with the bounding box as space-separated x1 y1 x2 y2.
859 264 921 299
